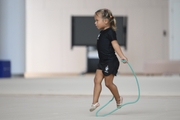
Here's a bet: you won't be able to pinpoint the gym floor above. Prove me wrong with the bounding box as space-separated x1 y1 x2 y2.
0 75 180 120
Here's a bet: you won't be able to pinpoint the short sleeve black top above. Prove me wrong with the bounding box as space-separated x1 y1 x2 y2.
96 28 117 63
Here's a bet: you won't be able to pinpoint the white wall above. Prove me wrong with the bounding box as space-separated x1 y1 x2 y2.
25 0 169 76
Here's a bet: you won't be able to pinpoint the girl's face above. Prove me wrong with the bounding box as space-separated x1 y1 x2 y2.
94 13 109 30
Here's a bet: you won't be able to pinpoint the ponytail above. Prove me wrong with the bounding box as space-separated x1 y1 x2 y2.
110 16 116 31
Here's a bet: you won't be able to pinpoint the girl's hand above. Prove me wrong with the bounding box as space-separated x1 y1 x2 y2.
121 56 128 63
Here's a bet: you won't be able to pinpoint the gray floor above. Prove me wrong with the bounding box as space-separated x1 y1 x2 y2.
0 75 180 120
0 95 180 120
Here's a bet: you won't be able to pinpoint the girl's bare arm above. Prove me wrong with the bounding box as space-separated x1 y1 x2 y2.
111 40 128 62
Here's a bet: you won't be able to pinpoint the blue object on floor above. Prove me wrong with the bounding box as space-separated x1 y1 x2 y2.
0 60 11 78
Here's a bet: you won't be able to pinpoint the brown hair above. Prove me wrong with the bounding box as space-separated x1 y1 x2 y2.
95 9 116 31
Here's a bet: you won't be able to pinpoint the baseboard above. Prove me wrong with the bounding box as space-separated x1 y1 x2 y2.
24 72 80 78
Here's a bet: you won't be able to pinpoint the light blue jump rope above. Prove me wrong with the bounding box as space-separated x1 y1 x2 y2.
96 60 141 117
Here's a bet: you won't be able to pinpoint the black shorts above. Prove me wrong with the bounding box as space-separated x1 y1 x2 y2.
97 58 120 76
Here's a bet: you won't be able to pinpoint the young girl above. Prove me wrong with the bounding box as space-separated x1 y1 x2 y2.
90 9 128 112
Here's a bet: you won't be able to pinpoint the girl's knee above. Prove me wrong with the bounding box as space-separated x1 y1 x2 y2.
94 78 102 84
105 81 113 88
105 83 109 88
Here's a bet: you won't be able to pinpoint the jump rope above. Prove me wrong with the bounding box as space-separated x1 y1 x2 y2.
95 60 141 117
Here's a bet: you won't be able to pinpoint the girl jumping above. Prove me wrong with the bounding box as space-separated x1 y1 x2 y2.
90 9 128 112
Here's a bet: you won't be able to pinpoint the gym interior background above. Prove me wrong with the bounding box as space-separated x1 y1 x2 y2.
0 0 180 77
0 1 180 120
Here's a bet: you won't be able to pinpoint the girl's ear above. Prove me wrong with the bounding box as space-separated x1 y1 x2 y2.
103 18 109 24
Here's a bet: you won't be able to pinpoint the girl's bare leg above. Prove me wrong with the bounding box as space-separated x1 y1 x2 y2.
104 74 121 104
92 69 104 104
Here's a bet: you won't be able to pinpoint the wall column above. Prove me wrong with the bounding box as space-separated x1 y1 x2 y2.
0 0 25 75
